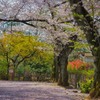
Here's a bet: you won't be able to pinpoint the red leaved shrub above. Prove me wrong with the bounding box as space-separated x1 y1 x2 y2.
68 59 90 70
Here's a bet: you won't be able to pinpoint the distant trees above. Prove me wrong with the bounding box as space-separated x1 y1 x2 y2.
0 32 53 80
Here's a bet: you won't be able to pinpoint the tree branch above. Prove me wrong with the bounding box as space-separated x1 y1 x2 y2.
0 18 49 24
53 1 67 8
16 51 36 67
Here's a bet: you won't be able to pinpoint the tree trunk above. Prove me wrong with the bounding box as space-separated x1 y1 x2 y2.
53 52 69 86
53 35 77 86
94 47 100 87
90 47 100 98
57 54 69 86
12 67 15 80
6 53 10 80
6 62 10 80
7 63 10 80
52 54 59 82
53 36 77 86
12 64 17 81
69 0 100 98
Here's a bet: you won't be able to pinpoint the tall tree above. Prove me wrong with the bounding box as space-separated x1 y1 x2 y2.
0 32 51 80
0 0 78 86
68 0 100 98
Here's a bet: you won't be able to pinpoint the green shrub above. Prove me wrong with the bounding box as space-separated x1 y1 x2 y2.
17 66 24 76
80 79 93 93
0 66 7 80
31 63 52 81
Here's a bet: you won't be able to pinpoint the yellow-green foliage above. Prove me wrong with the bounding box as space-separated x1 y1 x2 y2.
80 79 93 93
0 32 53 68
0 32 53 59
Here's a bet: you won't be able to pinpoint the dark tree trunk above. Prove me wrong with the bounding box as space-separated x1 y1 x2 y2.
53 55 59 82
53 51 69 86
57 53 69 86
94 47 100 86
53 35 77 86
91 47 100 98
6 53 10 80
69 0 100 98
12 63 18 81
12 65 16 81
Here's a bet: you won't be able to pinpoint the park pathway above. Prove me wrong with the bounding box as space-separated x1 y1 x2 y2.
0 81 87 100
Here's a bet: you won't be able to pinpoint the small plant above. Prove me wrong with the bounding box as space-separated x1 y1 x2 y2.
80 79 93 93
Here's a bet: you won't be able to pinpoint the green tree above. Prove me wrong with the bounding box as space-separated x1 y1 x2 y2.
0 32 53 80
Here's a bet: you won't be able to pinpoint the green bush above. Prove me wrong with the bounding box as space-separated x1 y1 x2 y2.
80 79 93 93
16 66 25 79
0 66 7 80
31 63 52 81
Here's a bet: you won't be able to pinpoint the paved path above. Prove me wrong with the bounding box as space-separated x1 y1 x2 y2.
0 81 86 100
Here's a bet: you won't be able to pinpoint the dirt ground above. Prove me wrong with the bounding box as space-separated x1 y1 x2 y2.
0 81 89 100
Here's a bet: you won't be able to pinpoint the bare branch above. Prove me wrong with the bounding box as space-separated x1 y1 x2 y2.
16 51 36 66
0 18 49 24
53 1 67 8
14 3 26 18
